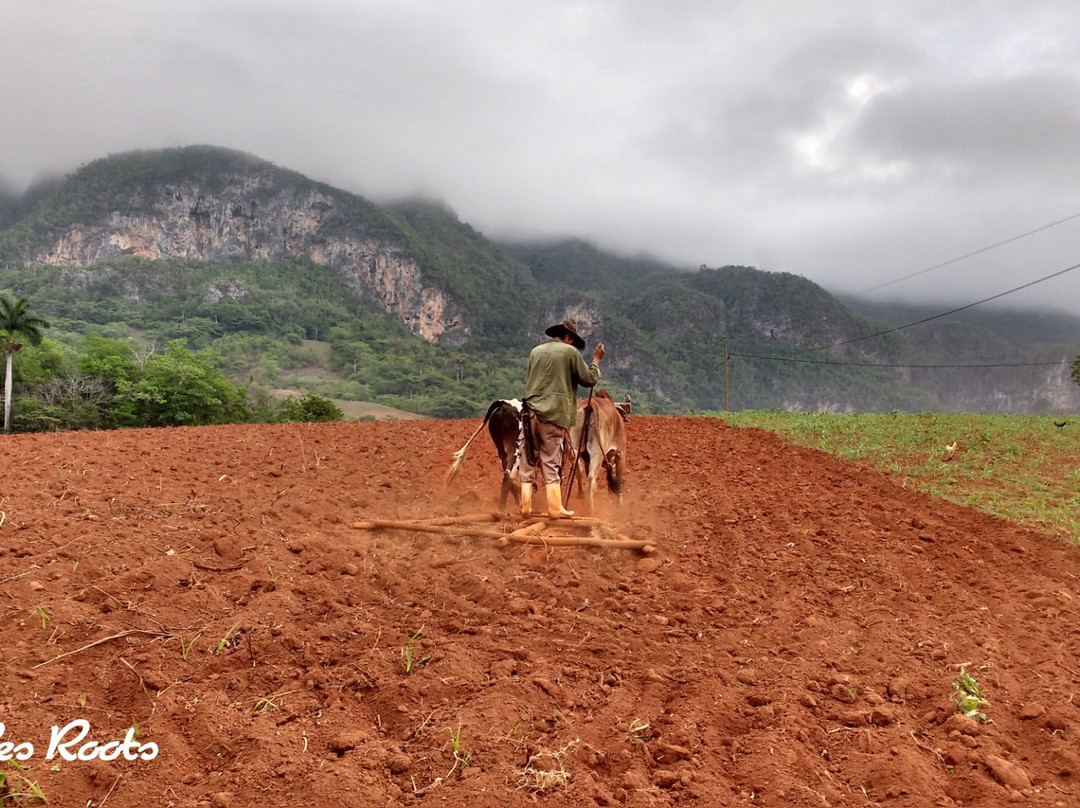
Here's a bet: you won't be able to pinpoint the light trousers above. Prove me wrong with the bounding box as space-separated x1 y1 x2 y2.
518 417 565 485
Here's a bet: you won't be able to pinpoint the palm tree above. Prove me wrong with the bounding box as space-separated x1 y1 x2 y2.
1 295 50 432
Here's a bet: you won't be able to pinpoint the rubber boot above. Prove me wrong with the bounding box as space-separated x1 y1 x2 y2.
545 482 575 519
520 482 533 516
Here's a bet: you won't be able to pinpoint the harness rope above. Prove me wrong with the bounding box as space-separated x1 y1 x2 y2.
565 387 594 499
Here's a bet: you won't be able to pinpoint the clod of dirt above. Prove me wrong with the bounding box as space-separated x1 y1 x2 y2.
1020 702 1047 720
981 754 1032 790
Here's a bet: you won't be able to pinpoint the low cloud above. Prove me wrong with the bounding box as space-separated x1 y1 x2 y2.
3 0 1080 313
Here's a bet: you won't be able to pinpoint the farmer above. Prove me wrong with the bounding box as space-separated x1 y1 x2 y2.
518 320 604 518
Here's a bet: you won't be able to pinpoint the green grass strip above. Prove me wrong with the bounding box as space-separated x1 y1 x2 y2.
713 411 1080 544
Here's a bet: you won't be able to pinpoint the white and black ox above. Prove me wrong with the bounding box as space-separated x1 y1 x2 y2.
444 399 524 510
444 392 630 514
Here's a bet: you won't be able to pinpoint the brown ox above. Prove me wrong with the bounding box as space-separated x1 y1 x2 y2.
566 390 626 515
444 399 522 510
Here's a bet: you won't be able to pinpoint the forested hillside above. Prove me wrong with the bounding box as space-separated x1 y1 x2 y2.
0 145 1077 430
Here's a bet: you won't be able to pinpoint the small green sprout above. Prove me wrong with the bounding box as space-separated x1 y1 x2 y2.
400 620 430 674
179 633 200 660
214 621 242 654
0 761 47 803
32 607 52 630
167 632 201 660
447 725 471 776
254 690 299 713
954 666 990 720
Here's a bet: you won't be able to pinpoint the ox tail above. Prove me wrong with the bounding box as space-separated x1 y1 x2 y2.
444 400 504 487
604 449 625 496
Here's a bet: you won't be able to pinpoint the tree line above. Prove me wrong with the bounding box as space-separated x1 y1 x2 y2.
0 294 343 432
3 251 1077 427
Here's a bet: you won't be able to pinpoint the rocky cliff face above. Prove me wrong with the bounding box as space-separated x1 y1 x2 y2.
28 174 469 344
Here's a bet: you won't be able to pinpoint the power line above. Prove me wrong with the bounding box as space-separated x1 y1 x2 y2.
856 210 1080 295
721 259 1080 370
729 352 1071 369
829 259 1080 348
690 246 1080 402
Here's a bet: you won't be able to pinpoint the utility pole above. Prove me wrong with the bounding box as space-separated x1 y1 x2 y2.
723 336 729 411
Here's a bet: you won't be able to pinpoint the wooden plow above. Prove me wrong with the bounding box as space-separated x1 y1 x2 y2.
350 512 656 554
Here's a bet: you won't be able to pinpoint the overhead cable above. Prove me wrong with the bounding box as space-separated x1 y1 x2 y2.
828 260 1080 348
856 210 1080 295
728 353 1071 369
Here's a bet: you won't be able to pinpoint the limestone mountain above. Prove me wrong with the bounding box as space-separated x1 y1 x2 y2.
1 145 1077 414
0 146 536 347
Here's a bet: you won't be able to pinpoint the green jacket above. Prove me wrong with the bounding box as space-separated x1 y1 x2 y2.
524 339 600 428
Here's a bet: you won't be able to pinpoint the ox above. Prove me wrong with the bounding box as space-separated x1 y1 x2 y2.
444 399 522 510
567 389 627 515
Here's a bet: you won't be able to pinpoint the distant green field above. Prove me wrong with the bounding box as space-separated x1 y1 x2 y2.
275 340 424 420
713 411 1080 544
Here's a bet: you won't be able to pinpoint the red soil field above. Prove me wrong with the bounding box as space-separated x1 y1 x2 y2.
1 415 1078 807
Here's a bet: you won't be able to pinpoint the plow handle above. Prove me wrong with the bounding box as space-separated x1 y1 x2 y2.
566 387 594 500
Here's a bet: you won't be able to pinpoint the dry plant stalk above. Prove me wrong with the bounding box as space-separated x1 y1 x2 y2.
350 520 509 539
511 534 656 553
351 512 501 530
524 515 605 526
35 629 171 668
352 514 656 553
495 520 548 546
517 739 579 792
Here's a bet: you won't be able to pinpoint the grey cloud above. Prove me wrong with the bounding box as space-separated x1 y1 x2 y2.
851 75 1080 180
3 1 1080 314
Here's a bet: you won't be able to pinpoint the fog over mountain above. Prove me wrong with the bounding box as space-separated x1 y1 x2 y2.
4 1 1080 315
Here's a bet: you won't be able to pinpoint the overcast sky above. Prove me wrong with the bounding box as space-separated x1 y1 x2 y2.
4 0 1080 316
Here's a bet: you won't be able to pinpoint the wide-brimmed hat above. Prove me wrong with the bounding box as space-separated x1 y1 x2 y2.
545 320 586 350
